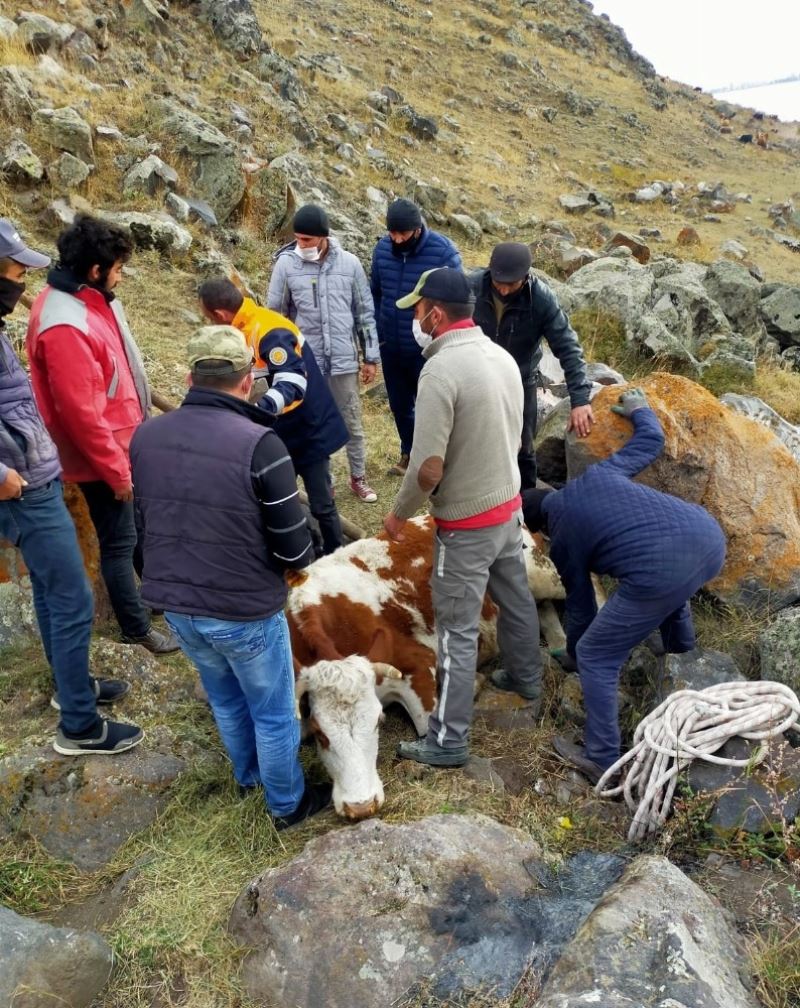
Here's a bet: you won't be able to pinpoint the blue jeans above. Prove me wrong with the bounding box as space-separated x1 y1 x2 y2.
0 479 97 735
164 610 304 817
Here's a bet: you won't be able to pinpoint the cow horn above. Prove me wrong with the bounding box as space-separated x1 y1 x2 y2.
372 662 403 681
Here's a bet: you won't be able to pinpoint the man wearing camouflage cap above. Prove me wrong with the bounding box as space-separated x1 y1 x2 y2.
130 325 331 829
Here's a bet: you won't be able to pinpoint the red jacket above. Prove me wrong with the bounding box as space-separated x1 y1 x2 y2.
26 284 146 491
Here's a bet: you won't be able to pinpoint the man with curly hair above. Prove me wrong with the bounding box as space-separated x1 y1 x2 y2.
26 214 177 655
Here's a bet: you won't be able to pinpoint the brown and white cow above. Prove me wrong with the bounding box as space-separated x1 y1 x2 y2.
288 515 565 820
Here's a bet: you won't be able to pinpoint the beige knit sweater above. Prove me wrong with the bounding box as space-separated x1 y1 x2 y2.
392 325 524 521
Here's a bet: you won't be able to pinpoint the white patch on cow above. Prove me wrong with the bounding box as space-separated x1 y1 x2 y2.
286 536 395 615
410 556 425 568
522 527 565 600
382 940 406 963
297 656 385 817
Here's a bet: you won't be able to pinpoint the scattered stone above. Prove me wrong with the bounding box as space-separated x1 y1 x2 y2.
33 106 94 164
0 905 112 1008
448 212 482 243
586 362 625 385
396 105 438 140
120 0 169 34
721 238 749 260
677 225 700 245
48 151 92 189
659 648 744 695
568 373 800 609
1 139 44 183
198 0 262 58
246 161 291 236
688 736 800 836
634 184 662 202
558 193 593 214
759 607 800 694
413 181 448 214
537 855 759 1008
15 11 75 53
722 393 800 464
604 229 650 264
95 124 124 142
760 285 800 345
702 258 767 346
103 211 192 256
0 66 35 121
122 154 179 197
462 755 505 793
0 15 18 40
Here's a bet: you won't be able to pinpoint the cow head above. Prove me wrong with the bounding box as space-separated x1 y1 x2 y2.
296 656 390 821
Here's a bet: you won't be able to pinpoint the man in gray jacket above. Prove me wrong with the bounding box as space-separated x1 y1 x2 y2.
383 268 542 767
267 204 380 503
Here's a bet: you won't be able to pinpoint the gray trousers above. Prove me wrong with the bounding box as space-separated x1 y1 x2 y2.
428 512 543 748
326 373 366 478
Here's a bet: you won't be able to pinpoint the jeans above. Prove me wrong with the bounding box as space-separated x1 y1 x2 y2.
78 480 150 639
428 512 542 748
326 373 366 478
296 458 342 555
0 479 97 735
379 344 426 457
164 610 305 817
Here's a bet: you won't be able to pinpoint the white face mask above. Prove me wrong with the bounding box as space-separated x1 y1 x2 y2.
412 309 435 349
295 244 321 262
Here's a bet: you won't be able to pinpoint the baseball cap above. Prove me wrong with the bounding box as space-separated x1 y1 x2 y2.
188 325 253 375
396 267 473 309
489 242 532 283
0 219 51 268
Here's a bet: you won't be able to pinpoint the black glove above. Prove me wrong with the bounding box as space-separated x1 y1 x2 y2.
550 648 578 673
610 387 648 418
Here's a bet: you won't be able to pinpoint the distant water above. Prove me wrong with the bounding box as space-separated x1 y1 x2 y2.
713 80 800 123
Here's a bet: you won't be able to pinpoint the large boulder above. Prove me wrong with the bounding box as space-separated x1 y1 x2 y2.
566 373 800 610
154 100 244 222
198 0 263 59
721 393 800 465
702 258 768 348
0 66 36 121
0 904 112 1008
229 814 627 1008
760 285 800 346
102 210 192 256
535 855 759 1008
1 138 44 183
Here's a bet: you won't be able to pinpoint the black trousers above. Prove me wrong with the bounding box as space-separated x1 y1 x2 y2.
519 382 538 491
78 481 150 638
296 459 343 556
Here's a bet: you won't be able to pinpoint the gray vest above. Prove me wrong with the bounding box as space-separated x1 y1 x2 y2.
130 403 288 620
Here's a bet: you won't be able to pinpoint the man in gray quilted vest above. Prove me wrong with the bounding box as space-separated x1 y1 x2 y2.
267 204 380 503
0 218 142 756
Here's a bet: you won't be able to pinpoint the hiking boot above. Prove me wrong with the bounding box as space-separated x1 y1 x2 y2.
350 475 378 503
396 738 468 767
273 781 333 831
51 677 131 712
552 735 606 786
122 626 180 655
387 453 409 477
54 718 144 756
490 668 543 706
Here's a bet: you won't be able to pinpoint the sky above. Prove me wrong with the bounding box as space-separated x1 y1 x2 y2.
590 1 800 96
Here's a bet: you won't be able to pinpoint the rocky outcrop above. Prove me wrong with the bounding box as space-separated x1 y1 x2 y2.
721 393 800 465
759 607 800 695
0 904 112 1008
535 855 759 1008
567 373 800 610
33 106 94 164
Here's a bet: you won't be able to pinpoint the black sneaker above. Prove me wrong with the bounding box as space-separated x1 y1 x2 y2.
54 718 144 756
552 735 606 786
121 627 180 655
396 738 468 767
273 781 333 831
51 677 131 712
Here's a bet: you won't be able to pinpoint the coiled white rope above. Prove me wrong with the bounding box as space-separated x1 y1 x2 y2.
595 681 800 843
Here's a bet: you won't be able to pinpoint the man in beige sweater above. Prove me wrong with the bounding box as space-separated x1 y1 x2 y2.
383 268 542 767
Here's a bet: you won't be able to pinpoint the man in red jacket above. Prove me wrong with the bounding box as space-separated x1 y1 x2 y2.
26 215 177 654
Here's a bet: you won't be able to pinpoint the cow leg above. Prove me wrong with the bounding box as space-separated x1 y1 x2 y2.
538 600 566 651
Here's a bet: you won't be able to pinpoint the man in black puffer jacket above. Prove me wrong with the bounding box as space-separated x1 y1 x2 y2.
469 242 594 489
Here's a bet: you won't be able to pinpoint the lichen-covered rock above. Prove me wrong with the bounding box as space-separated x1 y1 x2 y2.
0 66 36 121
1 138 44 182
33 106 94 164
535 855 759 1008
759 607 800 694
721 393 800 465
0 904 112 1008
761 285 800 345
48 151 92 189
102 211 192 256
567 373 800 610
198 0 263 59
660 648 744 694
229 814 627 1008
122 154 179 196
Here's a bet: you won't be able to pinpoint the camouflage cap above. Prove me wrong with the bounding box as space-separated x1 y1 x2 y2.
187 325 253 375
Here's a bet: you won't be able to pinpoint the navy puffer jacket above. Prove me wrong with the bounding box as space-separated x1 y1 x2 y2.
370 226 462 356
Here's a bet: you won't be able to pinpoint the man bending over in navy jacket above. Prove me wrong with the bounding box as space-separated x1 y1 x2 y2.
522 388 726 783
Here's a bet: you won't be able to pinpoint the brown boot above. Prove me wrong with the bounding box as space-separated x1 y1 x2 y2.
387 453 409 476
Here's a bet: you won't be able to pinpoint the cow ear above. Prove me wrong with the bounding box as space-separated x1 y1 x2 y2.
308 715 330 750
366 625 392 664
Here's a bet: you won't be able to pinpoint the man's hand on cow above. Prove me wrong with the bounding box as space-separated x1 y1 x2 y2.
566 404 594 438
611 387 649 419
0 469 27 500
361 362 377 385
383 513 406 542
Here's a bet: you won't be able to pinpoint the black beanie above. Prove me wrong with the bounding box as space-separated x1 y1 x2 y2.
293 204 330 237
386 198 423 231
521 488 553 533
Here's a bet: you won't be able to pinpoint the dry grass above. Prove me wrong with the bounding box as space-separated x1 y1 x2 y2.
751 925 800 1008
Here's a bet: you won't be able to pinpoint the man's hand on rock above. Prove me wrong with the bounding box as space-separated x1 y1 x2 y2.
567 404 594 438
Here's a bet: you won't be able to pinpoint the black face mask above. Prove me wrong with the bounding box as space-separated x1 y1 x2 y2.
0 277 25 320
390 232 421 257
